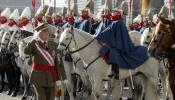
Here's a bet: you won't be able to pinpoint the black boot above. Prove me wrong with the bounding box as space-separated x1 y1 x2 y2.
108 64 119 79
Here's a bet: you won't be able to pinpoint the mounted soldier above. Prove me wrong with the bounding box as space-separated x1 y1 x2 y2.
8 9 19 32
112 0 128 23
0 7 12 95
159 4 174 19
52 12 64 27
96 0 150 79
24 23 66 100
45 6 54 25
0 8 12 53
34 5 49 27
74 0 96 34
6 9 21 97
62 0 75 29
95 0 112 36
18 7 34 34
0 8 11 42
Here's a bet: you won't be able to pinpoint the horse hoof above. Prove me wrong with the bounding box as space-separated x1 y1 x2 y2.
21 97 27 100
11 92 17 97
6 90 12 95
0 88 3 93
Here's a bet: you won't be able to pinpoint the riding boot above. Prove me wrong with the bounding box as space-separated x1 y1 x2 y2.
108 64 119 79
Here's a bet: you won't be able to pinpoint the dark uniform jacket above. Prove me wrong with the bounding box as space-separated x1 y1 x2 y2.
24 39 66 87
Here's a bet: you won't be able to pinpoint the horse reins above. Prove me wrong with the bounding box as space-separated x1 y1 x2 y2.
60 28 101 70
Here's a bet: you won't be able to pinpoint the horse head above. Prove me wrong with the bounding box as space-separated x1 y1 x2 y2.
140 27 154 47
7 30 22 53
54 26 63 44
148 15 175 59
0 30 12 53
129 30 142 46
58 28 73 52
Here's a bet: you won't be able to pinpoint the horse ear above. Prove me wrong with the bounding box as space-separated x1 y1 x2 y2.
157 14 170 25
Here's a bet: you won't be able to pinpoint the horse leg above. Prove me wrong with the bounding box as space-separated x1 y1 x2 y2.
12 67 21 97
106 78 122 100
0 72 5 93
144 77 159 100
6 66 14 95
21 71 30 100
62 60 75 100
30 85 37 100
168 67 175 100
132 74 145 100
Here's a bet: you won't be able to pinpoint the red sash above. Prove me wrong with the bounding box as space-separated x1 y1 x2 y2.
35 42 54 66
32 64 57 82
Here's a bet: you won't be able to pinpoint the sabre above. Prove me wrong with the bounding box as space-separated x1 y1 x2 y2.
129 70 134 90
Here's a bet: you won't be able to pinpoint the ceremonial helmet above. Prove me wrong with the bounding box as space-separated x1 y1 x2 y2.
52 12 63 24
81 7 91 20
0 8 11 24
19 7 31 20
85 0 94 14
35 5 49 23
9 9 19 31
19 7 33 32
101 2 112 20
111 8 122 21
1 8 11 19
45 6 54 24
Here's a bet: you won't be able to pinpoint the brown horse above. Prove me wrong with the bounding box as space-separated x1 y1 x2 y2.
148 15 175 99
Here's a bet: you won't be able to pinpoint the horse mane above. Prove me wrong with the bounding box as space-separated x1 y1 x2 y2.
9 30 18 43
59 28 70 43
73 28 94 40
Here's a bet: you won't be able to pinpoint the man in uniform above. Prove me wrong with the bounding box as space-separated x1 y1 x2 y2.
24 23 66 100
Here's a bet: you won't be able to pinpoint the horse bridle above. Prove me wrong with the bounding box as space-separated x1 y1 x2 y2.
151 23 175 59
59 27 96 55
59 27 100 70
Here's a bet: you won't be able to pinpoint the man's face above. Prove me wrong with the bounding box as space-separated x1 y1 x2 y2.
39 29 49 41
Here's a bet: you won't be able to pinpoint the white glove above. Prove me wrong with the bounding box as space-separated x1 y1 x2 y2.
56 80 62 85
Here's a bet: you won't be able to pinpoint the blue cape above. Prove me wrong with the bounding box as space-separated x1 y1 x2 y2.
139 28 145 34
55 22 65 27
61 21 74 29
74 20 91 33
95 20 112 36
74 19 99 34
97 20 148 69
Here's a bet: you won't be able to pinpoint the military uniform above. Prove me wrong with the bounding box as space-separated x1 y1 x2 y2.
24 23 66 100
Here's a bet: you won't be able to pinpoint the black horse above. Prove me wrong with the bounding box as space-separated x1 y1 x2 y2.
0 50 21 97
0 30 22 97
8 30 35 100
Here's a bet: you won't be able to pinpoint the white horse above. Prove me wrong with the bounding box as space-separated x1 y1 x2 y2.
58 27 163 100
127 30 160 100
58 28 111 100
107 30 161 100
140 27 173 100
